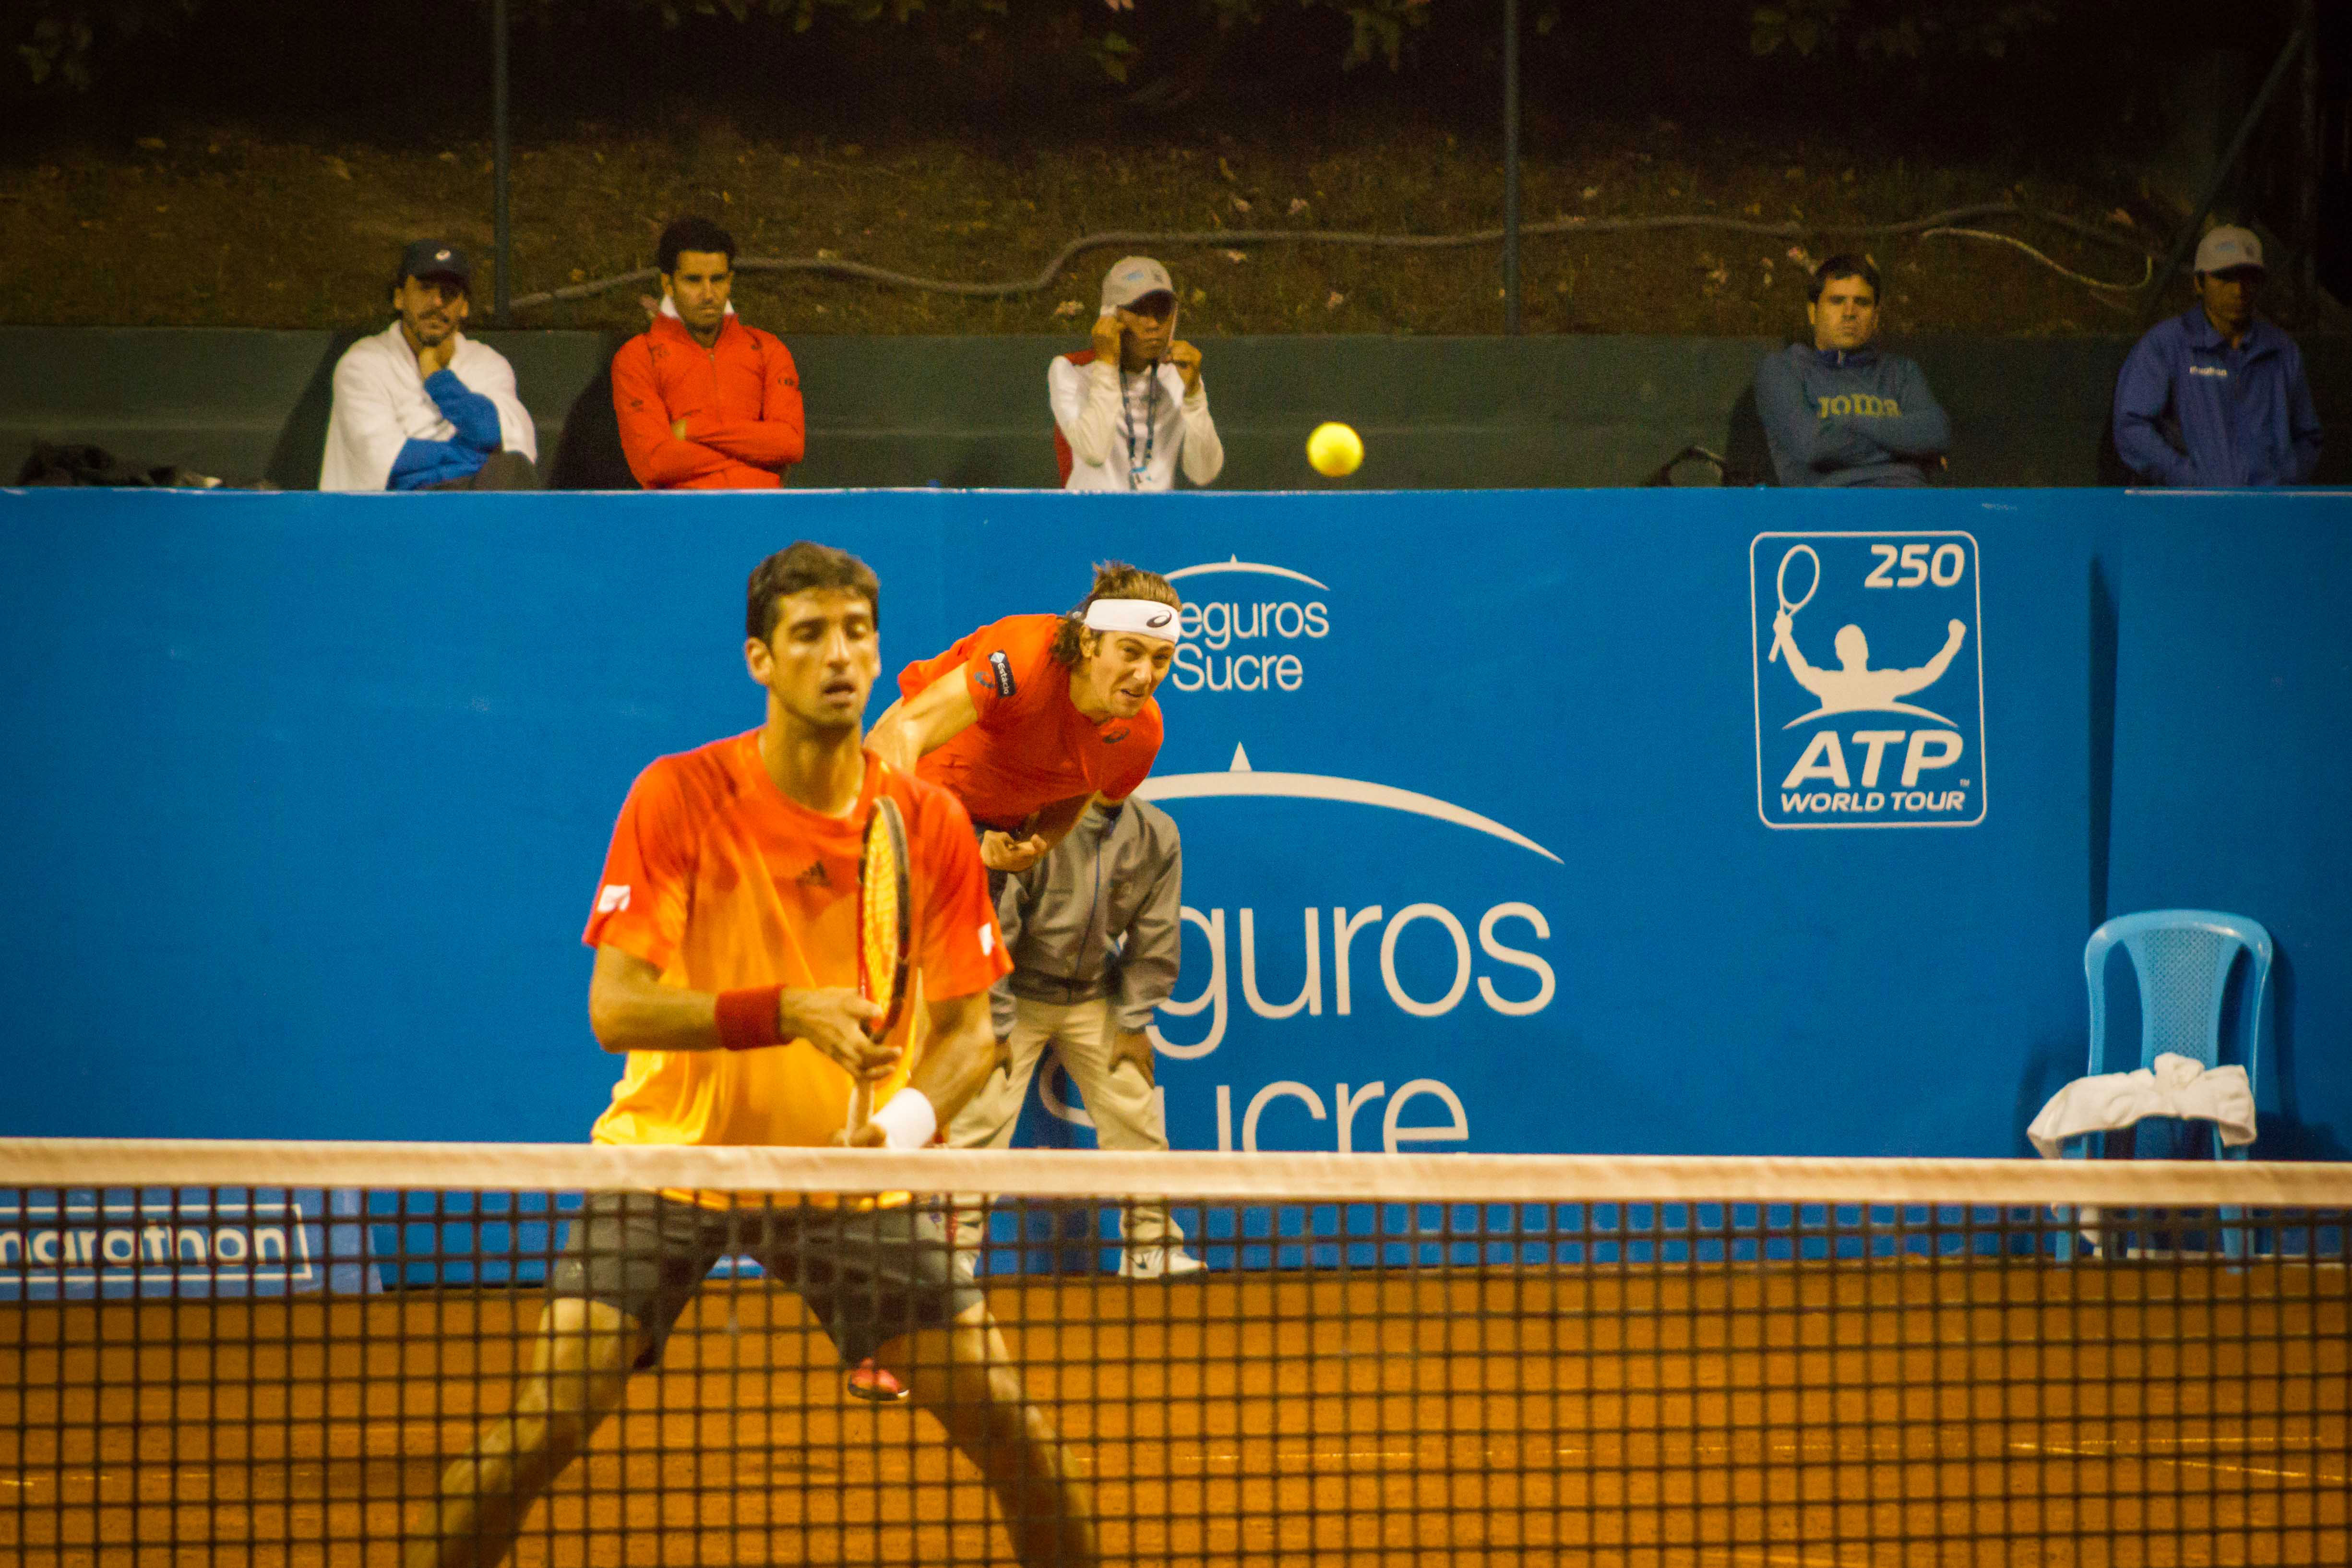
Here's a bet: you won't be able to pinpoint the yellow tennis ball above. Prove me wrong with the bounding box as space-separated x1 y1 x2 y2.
1307 421 1363 477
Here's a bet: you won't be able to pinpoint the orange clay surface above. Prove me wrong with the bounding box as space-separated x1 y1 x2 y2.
5 1264 2348 1567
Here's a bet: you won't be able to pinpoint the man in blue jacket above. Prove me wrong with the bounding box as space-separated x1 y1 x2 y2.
2113 227 2321 488
1755 255 1951 487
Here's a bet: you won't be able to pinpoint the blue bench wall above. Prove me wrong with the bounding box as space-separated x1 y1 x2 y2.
1 487 2343 1161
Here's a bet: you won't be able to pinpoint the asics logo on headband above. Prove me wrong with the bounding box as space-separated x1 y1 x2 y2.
1083 598 1182 641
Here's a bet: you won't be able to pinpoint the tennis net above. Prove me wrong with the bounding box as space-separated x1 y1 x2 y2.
4 1139 2347 1567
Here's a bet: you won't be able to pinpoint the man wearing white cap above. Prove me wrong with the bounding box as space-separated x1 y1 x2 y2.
2113 225 2322 487
1048 257 1224 491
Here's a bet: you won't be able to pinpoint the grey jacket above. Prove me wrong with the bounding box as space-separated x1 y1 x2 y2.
991 799 1182 1038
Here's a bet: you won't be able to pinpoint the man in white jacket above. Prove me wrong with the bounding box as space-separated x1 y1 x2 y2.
319 240 538 492
1048 257 1223 492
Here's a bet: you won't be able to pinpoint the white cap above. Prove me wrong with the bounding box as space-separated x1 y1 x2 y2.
2194 226 2265 275
1100 256 1176 312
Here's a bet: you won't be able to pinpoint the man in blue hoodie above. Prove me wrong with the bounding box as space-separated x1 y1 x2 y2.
2112 226 2321 488
1755 255 1950 487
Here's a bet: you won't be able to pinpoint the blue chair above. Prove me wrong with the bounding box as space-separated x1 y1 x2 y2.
2059 910 2272 1259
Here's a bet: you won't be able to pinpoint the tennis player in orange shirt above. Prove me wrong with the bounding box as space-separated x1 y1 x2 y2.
405 542 1097 1568
868 561 1182 884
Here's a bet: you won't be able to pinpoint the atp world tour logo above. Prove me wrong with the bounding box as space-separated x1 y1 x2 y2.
1750 531 1987 829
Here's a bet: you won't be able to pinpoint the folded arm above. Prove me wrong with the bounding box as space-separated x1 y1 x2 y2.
1753 355 1870 484
425 369 504 452
611 344 737 488
386 437 486 490
1862 363 1951 459
689 343 805 470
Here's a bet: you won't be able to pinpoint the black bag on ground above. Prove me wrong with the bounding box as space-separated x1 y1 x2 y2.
15 442 221 488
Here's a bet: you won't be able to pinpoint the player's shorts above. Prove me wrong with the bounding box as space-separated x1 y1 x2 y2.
552 1193 981 1369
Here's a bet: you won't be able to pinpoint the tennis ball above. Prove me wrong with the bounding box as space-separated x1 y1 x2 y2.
1306 421 1363 478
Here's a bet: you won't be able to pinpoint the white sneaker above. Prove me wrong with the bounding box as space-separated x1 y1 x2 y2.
1118 1245 1207 1280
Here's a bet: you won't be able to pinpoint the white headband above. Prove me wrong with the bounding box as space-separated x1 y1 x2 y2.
1083 598 1182 642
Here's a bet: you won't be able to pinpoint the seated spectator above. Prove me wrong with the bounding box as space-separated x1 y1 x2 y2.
611 217 804 490
2113 226 2321 487
1050 257 1223 491
1754 254 1950 487
320 240 537 491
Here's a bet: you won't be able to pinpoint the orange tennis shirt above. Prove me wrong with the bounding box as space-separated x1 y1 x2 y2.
580 732 1009 1152
895 613 1165 829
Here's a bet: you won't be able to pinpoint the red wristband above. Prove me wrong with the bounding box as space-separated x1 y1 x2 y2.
714 986 785 1052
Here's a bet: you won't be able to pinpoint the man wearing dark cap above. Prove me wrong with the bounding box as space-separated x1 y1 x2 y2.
321 240 538 491
2113 225 2322 487
1048 256 1222 491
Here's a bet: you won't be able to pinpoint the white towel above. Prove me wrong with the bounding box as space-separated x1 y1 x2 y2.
2028 1052 2256 1160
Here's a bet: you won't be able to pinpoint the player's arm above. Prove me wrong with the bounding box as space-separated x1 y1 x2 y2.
585 945 894 1078
902 990 1001 1130
1023 792 1096 859
867 666 980 775
977 791 1098 875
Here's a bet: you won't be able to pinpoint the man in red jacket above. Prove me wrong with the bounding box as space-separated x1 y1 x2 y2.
611 216 806 490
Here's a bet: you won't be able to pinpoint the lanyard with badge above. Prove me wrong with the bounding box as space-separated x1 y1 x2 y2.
1122 368 1158 490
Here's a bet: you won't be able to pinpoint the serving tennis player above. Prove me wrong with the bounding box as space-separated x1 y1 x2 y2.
867 562 1181 880
404 541 1097 1568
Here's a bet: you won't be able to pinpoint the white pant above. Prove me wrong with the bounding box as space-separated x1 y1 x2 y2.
948 994 1185 1248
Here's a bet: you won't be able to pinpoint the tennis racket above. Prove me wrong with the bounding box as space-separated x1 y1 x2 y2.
1768 543 1820 664
848 795 912 1138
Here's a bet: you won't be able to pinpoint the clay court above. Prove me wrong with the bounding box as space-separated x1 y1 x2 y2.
6 1261 2347 1567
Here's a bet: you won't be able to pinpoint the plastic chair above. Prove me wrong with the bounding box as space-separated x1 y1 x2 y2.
2058 910 2272 1259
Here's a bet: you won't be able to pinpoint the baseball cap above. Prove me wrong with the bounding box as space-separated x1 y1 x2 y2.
398 239 472 289
1100 256 1175 311
2194 226 2265 275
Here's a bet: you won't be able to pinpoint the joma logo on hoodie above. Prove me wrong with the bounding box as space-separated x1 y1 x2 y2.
1815 394 1904 418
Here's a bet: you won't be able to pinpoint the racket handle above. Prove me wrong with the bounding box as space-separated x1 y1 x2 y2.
848 1082 873 1139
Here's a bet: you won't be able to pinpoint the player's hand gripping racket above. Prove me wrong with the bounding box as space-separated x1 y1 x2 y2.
1768 544 1819 663
848 796 913 1139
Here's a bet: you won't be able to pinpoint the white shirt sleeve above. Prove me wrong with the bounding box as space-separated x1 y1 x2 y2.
1049 353 1122 472
318 339 410 492
1177 378 1223 487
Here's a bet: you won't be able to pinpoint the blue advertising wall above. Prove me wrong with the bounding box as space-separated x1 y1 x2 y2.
1 487 2344 1161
